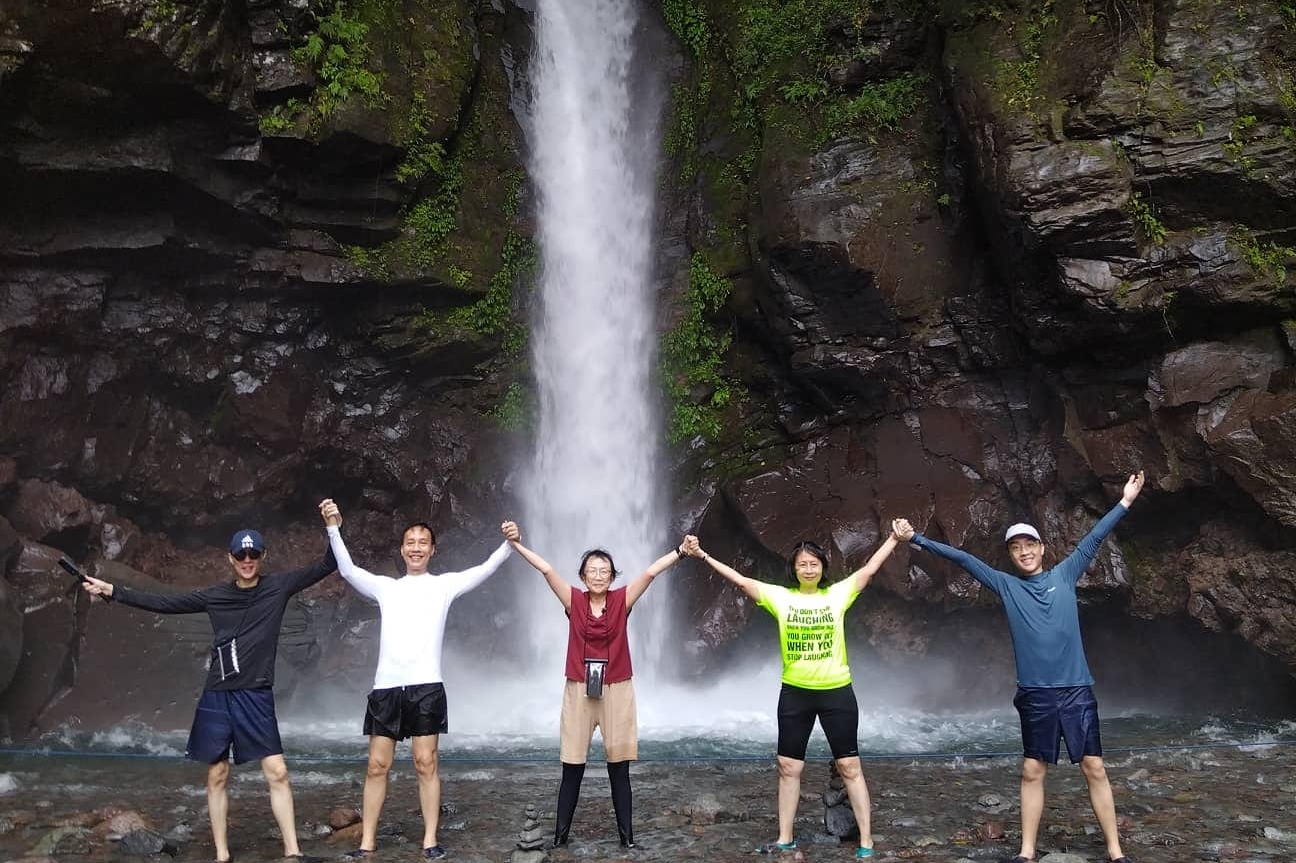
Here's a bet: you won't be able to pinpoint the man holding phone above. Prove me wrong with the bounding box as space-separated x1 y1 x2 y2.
81 527 335 863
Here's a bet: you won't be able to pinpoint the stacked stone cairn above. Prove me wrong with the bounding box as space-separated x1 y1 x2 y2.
823 761 859 840
511 804 548 863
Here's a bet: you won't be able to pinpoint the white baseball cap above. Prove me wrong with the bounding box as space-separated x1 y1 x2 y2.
1004 523 1041 543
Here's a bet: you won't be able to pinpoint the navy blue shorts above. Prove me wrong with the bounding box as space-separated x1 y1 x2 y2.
1014 685 1102 764
186 687 283 765
363 682 448 740
776 683 860 761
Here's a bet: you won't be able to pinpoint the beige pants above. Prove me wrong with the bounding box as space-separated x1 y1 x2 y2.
559 678 638 763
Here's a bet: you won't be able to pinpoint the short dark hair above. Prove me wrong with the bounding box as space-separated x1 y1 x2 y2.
578 549 619 582
787 540 829 584
403 522 436 544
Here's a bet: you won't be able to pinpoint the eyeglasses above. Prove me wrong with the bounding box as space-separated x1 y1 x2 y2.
232 549 263 561
585 567 612 577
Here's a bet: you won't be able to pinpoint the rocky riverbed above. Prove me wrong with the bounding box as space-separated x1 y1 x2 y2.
1 744 1294 863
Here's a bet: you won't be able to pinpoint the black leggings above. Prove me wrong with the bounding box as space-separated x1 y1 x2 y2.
775 682 860 760
554 760 634 845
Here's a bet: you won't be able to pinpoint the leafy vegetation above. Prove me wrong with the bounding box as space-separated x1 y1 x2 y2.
442 233 535 353
662 0 710 57
1228 227 1295 287
1222 114 1259 173
823 73 927 140
294 2 386 118
993 0 1058 115
1127 192 1167 246
660 254 735 444
490 382 529 432
396 93 448 186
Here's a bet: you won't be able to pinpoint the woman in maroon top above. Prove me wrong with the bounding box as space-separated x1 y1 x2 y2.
503 521 691 849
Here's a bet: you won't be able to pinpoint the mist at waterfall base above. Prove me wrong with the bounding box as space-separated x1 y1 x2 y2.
37 604 1296 763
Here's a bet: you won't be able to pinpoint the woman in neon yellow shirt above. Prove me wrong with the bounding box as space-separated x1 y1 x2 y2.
683 522 907 859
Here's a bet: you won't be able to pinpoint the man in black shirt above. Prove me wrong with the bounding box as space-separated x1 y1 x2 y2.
82 528 335 863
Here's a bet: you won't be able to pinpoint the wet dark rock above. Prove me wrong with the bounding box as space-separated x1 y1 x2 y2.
116 828 171 856
328 807 360 831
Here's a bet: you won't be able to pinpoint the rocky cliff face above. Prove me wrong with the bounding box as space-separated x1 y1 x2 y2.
1 0 1294 741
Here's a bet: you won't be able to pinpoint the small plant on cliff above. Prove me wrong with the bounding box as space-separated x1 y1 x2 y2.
490 382 529 432
444 233 535 351
1223 114 1259 169
660 253 735 444
295 2 385 117
992 0 1058 116
1128 192 1167 246
396 93 448 186
823 73 927 140
1228 226 1295 288
662 0 710 56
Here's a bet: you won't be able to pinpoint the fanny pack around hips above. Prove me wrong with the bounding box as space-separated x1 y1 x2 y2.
584 658 607 698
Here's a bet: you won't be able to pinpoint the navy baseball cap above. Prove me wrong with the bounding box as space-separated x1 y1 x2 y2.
229 529 266 555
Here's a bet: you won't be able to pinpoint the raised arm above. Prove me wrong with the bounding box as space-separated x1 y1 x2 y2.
503 521 572 611
624 538 689 610
683 535 762 603
280 540 339 594
893 517 1007 594
319 498 388 601
845 523 905 593
1057 470 1144 585
443 537 513 599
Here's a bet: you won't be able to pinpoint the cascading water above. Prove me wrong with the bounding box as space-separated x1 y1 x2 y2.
520 0 668 670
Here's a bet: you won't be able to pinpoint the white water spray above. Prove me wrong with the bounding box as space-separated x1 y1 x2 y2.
521 0 668 671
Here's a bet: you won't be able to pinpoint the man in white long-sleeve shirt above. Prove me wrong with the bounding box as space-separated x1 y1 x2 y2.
319 498 513 860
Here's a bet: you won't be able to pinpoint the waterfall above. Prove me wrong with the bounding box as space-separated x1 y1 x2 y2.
521 0 668 671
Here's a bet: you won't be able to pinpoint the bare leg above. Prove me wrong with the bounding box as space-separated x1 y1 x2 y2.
775 755 804 845
359 736 396 851
261 754 300 856
1018 757 1047 860
412 734 441 849
1081 755 1125 861
835 755 873 851
207 760 231 862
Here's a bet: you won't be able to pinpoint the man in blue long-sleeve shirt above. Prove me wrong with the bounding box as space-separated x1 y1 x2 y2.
895 471 1145 863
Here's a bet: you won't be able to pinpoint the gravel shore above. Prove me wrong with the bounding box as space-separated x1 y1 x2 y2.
1 744 1294 862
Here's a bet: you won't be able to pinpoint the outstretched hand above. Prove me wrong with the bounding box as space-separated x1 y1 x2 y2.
682 535 702 558
319 498 342 527
502 521 520 542
891 518 915 541
1121 470 1146 507
82 574 113 598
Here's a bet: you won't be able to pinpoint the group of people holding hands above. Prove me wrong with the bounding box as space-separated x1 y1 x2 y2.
82 470 1146 863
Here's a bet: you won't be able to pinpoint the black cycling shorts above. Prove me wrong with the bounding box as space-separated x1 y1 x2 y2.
776 682 860 760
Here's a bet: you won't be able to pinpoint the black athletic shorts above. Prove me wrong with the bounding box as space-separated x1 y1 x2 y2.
363 682 448 740
776 682 860 761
